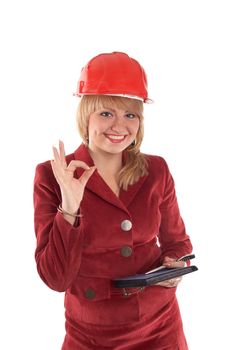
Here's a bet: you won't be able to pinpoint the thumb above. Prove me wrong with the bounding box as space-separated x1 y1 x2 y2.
163 256 175 266
163 256 176 263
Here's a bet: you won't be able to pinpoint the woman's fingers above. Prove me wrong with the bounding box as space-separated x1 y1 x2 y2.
162 256 186 268
59 140 67 169
51 142 96 189
163 261 186 268
156 277 182 288
50 141 96 211
52 141 91 174
78 166 96 186
66 160 91 173
153 256 185 288
52 146 61 164
52 141 67 168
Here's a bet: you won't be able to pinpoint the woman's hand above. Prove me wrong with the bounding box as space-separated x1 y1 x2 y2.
156 256 185 288
51 140 96 216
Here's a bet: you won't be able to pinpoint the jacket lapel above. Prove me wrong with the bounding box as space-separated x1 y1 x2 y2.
119 174 148 208
73 144 148 211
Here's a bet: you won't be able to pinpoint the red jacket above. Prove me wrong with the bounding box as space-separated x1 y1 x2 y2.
33 143 192 349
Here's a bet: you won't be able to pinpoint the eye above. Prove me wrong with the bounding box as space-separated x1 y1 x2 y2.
100 111 113 118
125 113 137 119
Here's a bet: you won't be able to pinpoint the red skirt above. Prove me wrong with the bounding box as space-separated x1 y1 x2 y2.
61 286 188 350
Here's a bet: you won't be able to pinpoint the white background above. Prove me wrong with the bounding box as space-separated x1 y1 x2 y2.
0 0 232 349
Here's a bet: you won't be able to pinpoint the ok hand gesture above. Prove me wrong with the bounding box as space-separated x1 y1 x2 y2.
51 141 96 223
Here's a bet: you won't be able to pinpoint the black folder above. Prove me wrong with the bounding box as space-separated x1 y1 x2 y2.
113 265 198 288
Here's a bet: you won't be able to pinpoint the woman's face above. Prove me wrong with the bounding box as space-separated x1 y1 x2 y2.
88 106 140 155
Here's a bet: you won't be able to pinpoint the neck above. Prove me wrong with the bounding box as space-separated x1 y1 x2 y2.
88 147 123 176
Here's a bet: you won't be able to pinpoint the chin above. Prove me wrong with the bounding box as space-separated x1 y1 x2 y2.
91 139 132 154
105 147 125 155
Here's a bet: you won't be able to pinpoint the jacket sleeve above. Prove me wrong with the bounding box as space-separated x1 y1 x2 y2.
158 159 193 262
33 162 84 292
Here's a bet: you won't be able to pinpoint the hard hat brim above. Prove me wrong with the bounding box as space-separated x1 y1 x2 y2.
73 92 154 104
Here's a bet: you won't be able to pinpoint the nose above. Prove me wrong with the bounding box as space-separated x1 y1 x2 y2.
110 115 126 133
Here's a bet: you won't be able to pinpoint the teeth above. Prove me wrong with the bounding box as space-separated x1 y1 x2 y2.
107 135 125 140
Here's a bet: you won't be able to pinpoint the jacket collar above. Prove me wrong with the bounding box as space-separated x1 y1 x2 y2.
74 144 147 211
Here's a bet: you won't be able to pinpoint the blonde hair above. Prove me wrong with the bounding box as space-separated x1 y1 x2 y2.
76 95 148 190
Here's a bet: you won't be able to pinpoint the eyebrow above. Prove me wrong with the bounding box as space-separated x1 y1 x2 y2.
102 107 115 112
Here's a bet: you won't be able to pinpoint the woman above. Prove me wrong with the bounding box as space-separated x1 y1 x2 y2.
33 52 193 349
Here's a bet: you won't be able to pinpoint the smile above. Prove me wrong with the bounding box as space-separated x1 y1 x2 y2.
105 134 127 143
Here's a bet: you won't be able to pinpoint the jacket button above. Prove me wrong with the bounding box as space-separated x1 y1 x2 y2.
121 220 132 231
120 246 133 257
84 288 96 300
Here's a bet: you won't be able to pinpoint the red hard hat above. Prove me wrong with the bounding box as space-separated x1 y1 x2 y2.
73 52 153 103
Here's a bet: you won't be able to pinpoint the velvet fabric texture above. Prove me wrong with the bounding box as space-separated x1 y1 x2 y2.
33 143 192 349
